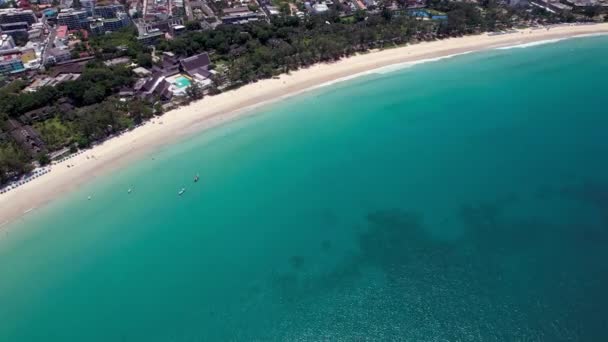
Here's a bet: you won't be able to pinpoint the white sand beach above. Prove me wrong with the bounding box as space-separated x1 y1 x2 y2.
1 23 608 227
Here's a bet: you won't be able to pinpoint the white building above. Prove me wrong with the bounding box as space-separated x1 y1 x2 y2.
312 3 329 13
0 34 15 51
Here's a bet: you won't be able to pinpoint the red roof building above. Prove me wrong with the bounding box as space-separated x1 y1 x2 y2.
57 25 68 39
19 0 31 9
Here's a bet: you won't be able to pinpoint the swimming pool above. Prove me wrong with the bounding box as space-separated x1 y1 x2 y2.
174 76 191 89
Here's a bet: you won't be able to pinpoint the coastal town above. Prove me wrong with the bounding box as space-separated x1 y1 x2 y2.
1 0 608 192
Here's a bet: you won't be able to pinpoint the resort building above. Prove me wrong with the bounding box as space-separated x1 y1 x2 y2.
265 6 280 16
0 9 37 27
133 66 152 77
93 4 125 19
19 105 57 123
0 23 28 46
134 52 214 101
172 24 186 35
57 9 89 30
1 21 30 33
137 30 164 45
89 9 132 35
25 74 81 92
48 59 89 77
103 56 131 67
180 52 212 83
407 9 448 20
305 2 329 14
89 20 104 35
137 71 173 101
102 13 131 33
19 107 55 123
155 51 180 75
6 119 45 157
138 17 184 35
220 7 261 24
134 19 182 45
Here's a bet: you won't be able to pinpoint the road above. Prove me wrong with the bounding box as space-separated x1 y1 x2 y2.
40 16 56 67
184 0 194 21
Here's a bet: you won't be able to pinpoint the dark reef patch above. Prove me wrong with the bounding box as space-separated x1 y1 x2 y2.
265 185 608 340
288 255 305 270
560 180 608 227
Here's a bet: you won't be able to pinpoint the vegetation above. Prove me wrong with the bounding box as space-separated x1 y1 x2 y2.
0 64 134 120
158 2 526 87
0 1 601 185
89 27 148 60
33 118 74 151
68 99 136 147
185 82 204 102
0 143 32 185
57 64 135 106
0 62 139 184
185 21 202 31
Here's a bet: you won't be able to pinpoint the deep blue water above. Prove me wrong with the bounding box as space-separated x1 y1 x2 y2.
1 36 608 341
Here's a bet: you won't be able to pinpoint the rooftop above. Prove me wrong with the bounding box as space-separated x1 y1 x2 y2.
57 9 87 17
180 52 211 77
104 56 131 66
312 3 329 12
0 8 35 15
56 25 68 39
223 6 252 15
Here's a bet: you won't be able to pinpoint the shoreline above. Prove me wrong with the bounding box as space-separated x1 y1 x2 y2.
1 23 608 228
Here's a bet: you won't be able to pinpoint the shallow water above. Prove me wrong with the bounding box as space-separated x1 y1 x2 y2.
1 36 608 341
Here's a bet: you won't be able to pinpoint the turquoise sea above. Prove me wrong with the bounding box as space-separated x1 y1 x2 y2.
1 36 608 341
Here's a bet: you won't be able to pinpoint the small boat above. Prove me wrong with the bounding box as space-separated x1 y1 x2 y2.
87 195 92 200
127 188 132 194
178 187 186 196
194 174 199 183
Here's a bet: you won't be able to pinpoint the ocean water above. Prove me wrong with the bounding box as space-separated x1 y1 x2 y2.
1 36 608 341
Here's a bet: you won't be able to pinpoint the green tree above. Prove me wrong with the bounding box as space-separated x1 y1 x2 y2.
36 153 51 166
0 143 33 185
381 6 393 21
137 53 153 67
83 84 106 105
185 20 201 31
354 10 366 22
279 2 291 15
153 102 164 115
34 117 74 151
185 82 204 101
128 99 153 124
